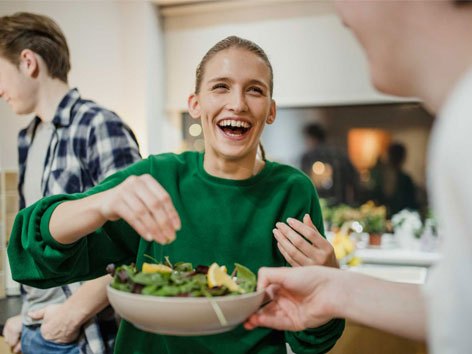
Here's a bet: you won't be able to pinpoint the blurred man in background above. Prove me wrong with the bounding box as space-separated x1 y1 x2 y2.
370 142 418 217
301 123 359 206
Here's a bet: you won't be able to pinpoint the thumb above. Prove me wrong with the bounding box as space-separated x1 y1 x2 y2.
28 308 45 320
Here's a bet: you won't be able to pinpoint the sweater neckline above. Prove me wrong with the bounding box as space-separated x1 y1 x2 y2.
195 152 273 186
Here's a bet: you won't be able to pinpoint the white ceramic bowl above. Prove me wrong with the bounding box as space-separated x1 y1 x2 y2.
107 285 265 336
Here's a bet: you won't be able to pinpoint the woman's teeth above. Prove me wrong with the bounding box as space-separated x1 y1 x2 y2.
218 119 250 128
217 120 251 136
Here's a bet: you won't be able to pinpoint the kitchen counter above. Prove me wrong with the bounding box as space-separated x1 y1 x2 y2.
356 247 441 267
348 264 428 284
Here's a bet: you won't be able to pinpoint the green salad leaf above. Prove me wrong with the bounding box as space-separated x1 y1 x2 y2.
107 258 257 298
234 263 256 293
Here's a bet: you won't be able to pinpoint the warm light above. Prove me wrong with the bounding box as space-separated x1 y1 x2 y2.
312 161 326 175
310 162 333 189
348 129 391 172
189 123 202 137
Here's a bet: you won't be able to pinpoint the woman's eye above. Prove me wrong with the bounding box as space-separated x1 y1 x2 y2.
249 87 264 95
212 83 228 90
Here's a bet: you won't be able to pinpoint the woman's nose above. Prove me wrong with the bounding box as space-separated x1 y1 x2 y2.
227 91 248 113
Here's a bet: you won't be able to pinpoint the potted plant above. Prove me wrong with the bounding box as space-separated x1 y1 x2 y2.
360 201 387 246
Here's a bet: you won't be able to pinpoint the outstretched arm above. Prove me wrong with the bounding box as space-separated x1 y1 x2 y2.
49 174 181 245
245 266 426 341
8 167 182 287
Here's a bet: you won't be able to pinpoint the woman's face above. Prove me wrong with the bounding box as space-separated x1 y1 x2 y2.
188 48 276 162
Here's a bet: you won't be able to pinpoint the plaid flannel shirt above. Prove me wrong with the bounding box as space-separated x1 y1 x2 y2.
17 88 141 354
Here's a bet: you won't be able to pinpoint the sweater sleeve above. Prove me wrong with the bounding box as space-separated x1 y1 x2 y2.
7 159 150 288
283 173 345 353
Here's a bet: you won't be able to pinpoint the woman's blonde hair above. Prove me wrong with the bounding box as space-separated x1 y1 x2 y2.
195 35 273 97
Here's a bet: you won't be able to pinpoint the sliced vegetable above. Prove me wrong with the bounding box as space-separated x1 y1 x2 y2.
107 257 257 298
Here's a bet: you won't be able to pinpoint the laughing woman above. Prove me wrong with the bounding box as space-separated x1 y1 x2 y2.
8 36 344 354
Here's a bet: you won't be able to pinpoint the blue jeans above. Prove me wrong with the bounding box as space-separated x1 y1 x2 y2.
21 325 80 354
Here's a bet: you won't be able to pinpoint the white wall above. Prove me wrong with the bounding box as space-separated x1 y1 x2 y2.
0 0 166 169
163 1 407 114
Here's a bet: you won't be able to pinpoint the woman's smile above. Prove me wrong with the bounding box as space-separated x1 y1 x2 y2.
187 45 276 178
216 117 252 141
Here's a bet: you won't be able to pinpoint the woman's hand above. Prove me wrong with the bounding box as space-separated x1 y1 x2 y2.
50 174 181 245
274 214 338 268
100 174 181 244
244 266 342 331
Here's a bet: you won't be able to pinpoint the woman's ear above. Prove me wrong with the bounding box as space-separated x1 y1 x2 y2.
19 49 39 78
266 99 277 125
188 93 201 119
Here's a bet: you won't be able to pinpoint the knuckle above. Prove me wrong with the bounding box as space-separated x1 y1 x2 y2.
153 209 165 222
126 175 137 184
154 218 165 229
135 205 147 215
159 193 171 203
292 237 303 248
307 230 316 239
150 197 160 209
149 225 160 236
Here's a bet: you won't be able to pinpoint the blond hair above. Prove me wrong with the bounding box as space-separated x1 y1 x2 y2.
195 36 273 96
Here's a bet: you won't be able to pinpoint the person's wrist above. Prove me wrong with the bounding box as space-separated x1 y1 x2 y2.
96 189 118 222
326 268 351 319
91 190 105 218
61 300 88 328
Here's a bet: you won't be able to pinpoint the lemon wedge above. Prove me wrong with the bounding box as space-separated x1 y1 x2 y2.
207 263 243 293
142 262 173 274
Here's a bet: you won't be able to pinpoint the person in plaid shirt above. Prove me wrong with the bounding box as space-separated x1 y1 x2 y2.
0 12 141 354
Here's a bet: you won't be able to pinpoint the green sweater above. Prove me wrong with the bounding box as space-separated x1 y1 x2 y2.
8 151 344 354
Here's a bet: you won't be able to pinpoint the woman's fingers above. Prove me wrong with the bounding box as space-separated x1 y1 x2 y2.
104 174 181 244
275 216 338 267
133 177 176 242
286 216 325 247
119 191 167 243
142 174 181 231
275 239 302 267
275 222 316 258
